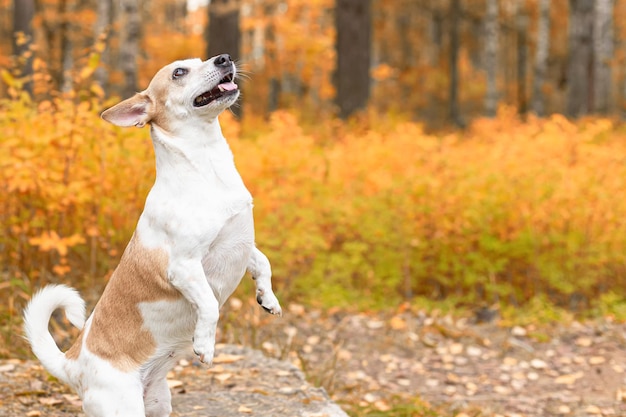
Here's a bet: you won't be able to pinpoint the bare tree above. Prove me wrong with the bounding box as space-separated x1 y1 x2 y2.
94 0 113 91
207 0 241 116
60 0 75 92
593 0 614 114
531 0 550 116
449 0 464 127
263 1 280 114
427 6 444 67
335 0 372 119
119 0 141 98
516 9 528 116
566 0 593 118
484 0 498 117
12 0 35 95
207 0 241 60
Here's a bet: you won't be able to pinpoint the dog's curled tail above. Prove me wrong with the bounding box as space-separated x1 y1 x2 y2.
23 284 86 383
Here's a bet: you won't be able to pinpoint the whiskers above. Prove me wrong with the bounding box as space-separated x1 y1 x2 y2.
234 59 253 85
229 59 254 118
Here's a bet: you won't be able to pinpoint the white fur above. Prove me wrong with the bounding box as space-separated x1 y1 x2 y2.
23 284 85 383
23 55 281 417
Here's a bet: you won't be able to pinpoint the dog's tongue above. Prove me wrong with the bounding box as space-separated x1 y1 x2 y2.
218 82 238 92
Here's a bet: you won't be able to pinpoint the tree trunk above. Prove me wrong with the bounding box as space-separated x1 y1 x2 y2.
566 0 594 118
484 0 498 117
12 0 35 95
207 0 241 60
516 12 528 117
60 0 74 93
335 0 372 119
94 0 112 91
264 1 280 114
428 7 444 67
119 0 141 98
207 0 241 116
531 0 550 116
593 0 614 114
449 0 464 127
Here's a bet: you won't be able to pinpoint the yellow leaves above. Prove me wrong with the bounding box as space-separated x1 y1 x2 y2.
371 63 396 81
3 88 626 310
89 83 105 99
29 232 85 257
1 69 19 88
79 65 96 81
33 57 47 72
14 31 31 47
78 50 103 81
0 92 155 283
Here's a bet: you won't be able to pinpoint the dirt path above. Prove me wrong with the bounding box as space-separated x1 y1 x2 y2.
218 304 626 416
0 344 347 417
2 304 626 416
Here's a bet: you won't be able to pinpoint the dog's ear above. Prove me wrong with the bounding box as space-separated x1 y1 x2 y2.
101 93 152 128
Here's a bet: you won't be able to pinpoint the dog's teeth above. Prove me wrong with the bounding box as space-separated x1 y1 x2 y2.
218 85 225 92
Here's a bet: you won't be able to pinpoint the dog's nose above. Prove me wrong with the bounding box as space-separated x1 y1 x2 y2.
214 54 232 67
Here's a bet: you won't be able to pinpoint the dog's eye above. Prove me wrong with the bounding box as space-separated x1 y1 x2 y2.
172 68 188 79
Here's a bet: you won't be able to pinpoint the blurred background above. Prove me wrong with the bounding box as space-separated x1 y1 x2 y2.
3 0 626 357
3 0 626 123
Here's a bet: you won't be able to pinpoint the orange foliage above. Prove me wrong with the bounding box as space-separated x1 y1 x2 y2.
232 108 626 308
240 0 335 115
7 0 624 120
0 93 155 294
3 92 626 310
3 89 626 353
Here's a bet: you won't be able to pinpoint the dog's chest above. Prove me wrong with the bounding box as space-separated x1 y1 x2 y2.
139 158 255 296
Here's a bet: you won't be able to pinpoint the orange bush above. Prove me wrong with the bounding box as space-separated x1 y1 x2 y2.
0 93 154 344
4 97 626 355
233 108 626 308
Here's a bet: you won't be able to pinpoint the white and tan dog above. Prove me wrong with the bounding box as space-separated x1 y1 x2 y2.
23 54 281 417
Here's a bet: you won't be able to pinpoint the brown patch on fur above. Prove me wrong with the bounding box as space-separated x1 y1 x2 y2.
65 331 83 360
86 234 180 371
146 66 176 134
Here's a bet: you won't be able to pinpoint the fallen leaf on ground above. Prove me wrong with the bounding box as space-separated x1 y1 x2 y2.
215 372 233 383
167 379 183 389
39 396 62 406
589 356 605 365
0 364 16 372
212 354 243 364
389 315 407 330
554 371 584 385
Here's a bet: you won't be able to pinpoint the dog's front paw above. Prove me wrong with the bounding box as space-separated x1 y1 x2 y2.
256 289 282 316
192 335 215 365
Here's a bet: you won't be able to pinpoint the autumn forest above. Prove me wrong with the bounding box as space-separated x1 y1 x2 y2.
3 0 626 359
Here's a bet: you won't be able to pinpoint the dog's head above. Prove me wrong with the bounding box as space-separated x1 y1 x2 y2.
101 54 239 131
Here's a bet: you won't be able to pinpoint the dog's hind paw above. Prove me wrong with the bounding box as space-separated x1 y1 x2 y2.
256 289 282 316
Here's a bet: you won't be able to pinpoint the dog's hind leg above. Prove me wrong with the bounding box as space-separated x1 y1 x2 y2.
81 375 145 417
247 247 282 316
144 377 172 417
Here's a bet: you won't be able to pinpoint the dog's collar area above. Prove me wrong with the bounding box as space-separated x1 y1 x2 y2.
193 73 238 107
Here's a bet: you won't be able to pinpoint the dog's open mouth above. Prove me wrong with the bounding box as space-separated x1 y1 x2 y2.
193 73 238 107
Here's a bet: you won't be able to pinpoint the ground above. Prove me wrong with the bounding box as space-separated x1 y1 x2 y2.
2 302 626 416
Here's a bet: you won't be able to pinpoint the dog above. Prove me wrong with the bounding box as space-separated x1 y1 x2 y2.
23 54 282 417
